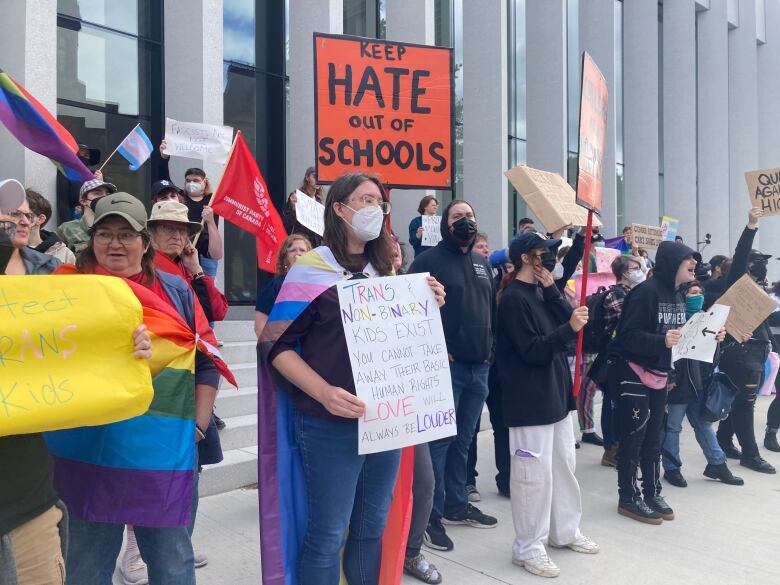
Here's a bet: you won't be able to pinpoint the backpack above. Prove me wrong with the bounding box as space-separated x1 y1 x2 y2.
582 286 615 353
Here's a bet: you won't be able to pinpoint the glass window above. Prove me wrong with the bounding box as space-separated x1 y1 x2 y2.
224 0 256 65
57 0 158 39
507 0 527 234
566 0 579 153
343 0 378 37
616 163 625 229
435 0 453 47
56 11 163 221
614 0 623 165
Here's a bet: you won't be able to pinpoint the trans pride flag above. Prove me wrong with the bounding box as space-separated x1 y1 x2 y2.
0 68 94 182
117 124 154 171
46 265 235 527
258 247 414 585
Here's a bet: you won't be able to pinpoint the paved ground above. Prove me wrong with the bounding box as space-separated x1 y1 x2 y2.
117 396 780 584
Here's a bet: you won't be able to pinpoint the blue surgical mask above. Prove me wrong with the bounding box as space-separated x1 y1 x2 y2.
685 294 704 318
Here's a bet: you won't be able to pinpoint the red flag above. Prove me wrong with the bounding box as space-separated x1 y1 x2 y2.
210 131 287 272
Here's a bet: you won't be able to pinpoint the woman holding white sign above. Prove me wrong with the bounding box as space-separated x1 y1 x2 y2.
408 195 439 258
260 172 445 585
496 232 599 579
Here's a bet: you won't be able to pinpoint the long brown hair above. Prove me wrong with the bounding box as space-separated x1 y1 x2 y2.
322 172 393 276
77 225 156 285
497 257 523 302
276 234 312 275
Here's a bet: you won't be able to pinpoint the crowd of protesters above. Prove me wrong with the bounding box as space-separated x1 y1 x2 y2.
5 155 780 585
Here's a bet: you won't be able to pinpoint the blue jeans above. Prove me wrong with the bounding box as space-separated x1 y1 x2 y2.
295 410 401 585
662 402 727 471
199 255 218 278
66 467 199 584
429 361 490 520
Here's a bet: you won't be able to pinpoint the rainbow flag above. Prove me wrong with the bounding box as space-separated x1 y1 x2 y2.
45 265 233 527
0 68 94 182
258 247 413 585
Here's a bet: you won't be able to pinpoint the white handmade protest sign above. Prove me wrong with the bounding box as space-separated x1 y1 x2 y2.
421 215 442 246
294 190 325 236
162 117 234 164
337 273 456 454
672 304 730 364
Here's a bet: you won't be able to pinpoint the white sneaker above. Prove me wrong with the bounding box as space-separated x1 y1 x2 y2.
194 550 209 569
512 554 560 578
550 534 600 555
121 553 149 585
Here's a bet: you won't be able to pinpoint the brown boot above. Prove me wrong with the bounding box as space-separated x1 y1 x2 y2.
601 444 618 467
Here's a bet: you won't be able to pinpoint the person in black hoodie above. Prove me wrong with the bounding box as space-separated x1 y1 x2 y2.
711 207 777 473
497 232 599 579
409 199 497 551
660 280 742 488
607 240 696 524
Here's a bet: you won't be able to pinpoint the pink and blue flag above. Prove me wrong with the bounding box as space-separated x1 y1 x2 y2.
117 124 154 171
0 68 94 182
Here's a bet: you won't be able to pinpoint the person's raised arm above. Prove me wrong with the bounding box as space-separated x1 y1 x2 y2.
727 207 762 287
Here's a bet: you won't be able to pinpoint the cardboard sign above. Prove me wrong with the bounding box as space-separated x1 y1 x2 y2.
162 117 234 164
661 216 679 241
631 223 664 249
744 167 780 216
314 33 454 189
0 276 153 437
576 52 609 214
294 189 325 236
594 247 620 274
673 304 730 364
715 274 778 340
421 215 442 246
505 165 602 233
337 273 456 454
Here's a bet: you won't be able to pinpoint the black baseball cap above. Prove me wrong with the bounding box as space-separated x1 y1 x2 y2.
508 232 561 264
152 179 182 198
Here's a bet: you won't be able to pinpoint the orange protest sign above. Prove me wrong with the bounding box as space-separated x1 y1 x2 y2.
576 52 608 214
314 33 454 190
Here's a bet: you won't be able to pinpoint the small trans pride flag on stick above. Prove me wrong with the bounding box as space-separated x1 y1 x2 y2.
116 123 154 171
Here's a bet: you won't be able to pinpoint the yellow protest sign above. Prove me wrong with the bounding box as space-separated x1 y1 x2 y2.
0 275 154 437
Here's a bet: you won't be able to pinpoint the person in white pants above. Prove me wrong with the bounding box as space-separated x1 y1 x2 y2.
495 232 600 578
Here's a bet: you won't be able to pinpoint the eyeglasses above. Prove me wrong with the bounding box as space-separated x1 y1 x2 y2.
93 231 142 245
348 196 392 215
156 224 189 237
7 211 35 224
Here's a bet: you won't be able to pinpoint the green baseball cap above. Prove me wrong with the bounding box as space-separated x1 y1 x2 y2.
93 192 148 232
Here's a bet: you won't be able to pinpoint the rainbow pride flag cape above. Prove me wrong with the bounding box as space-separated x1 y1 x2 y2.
45 265 234 527
0 68 94 182
258 247 413 585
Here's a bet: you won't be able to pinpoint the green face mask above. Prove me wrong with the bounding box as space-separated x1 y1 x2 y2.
686 294 704 318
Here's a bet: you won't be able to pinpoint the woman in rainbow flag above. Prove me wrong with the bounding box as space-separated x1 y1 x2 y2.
259 172 445 585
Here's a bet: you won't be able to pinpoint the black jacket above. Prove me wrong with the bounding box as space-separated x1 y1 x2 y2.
608 241 692 372
409 219 495 364
497 279 577 427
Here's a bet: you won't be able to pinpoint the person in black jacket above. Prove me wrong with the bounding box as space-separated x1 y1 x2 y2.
660 281 742 488
607 240 696 524
497 232 599 579
409 200 497 551
711 207 777 473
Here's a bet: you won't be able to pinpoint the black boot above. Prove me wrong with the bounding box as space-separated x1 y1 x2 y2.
719 440 742 460
663 469 687 488
581 432 604 446
703 463 744 485
740 455 777 474
644 495 674 521
617 499 662 525
764 430 780 453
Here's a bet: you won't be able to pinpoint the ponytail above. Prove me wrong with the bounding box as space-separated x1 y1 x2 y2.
497 257 523 302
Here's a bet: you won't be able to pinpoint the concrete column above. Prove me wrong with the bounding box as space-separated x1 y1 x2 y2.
165 0 225 284
696 0 731 259
757 0 780 280
288 0 343 193
579 0 617 235
623 0 659 226
462 0 508 248
663 0 697 244
727 0 759 250
385 0 436 247
525 0 567 177
0 0 57 211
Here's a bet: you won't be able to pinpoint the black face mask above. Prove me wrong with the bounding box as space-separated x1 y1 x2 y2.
450 217 478 245
541 250 556 272
750 261 768 282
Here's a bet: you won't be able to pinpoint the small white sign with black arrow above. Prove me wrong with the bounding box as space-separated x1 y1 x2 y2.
673 303 731 364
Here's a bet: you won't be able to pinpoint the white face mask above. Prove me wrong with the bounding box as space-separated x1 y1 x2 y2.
343 205 384 242
551 262 565 280
626 268 646 286
186 181 204 196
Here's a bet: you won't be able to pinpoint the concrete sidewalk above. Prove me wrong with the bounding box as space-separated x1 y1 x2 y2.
171 396 780 584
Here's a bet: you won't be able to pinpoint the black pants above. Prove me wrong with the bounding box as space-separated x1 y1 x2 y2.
717 390 759 458
466 363 510 493
767 394 780 432
609 359 668 502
